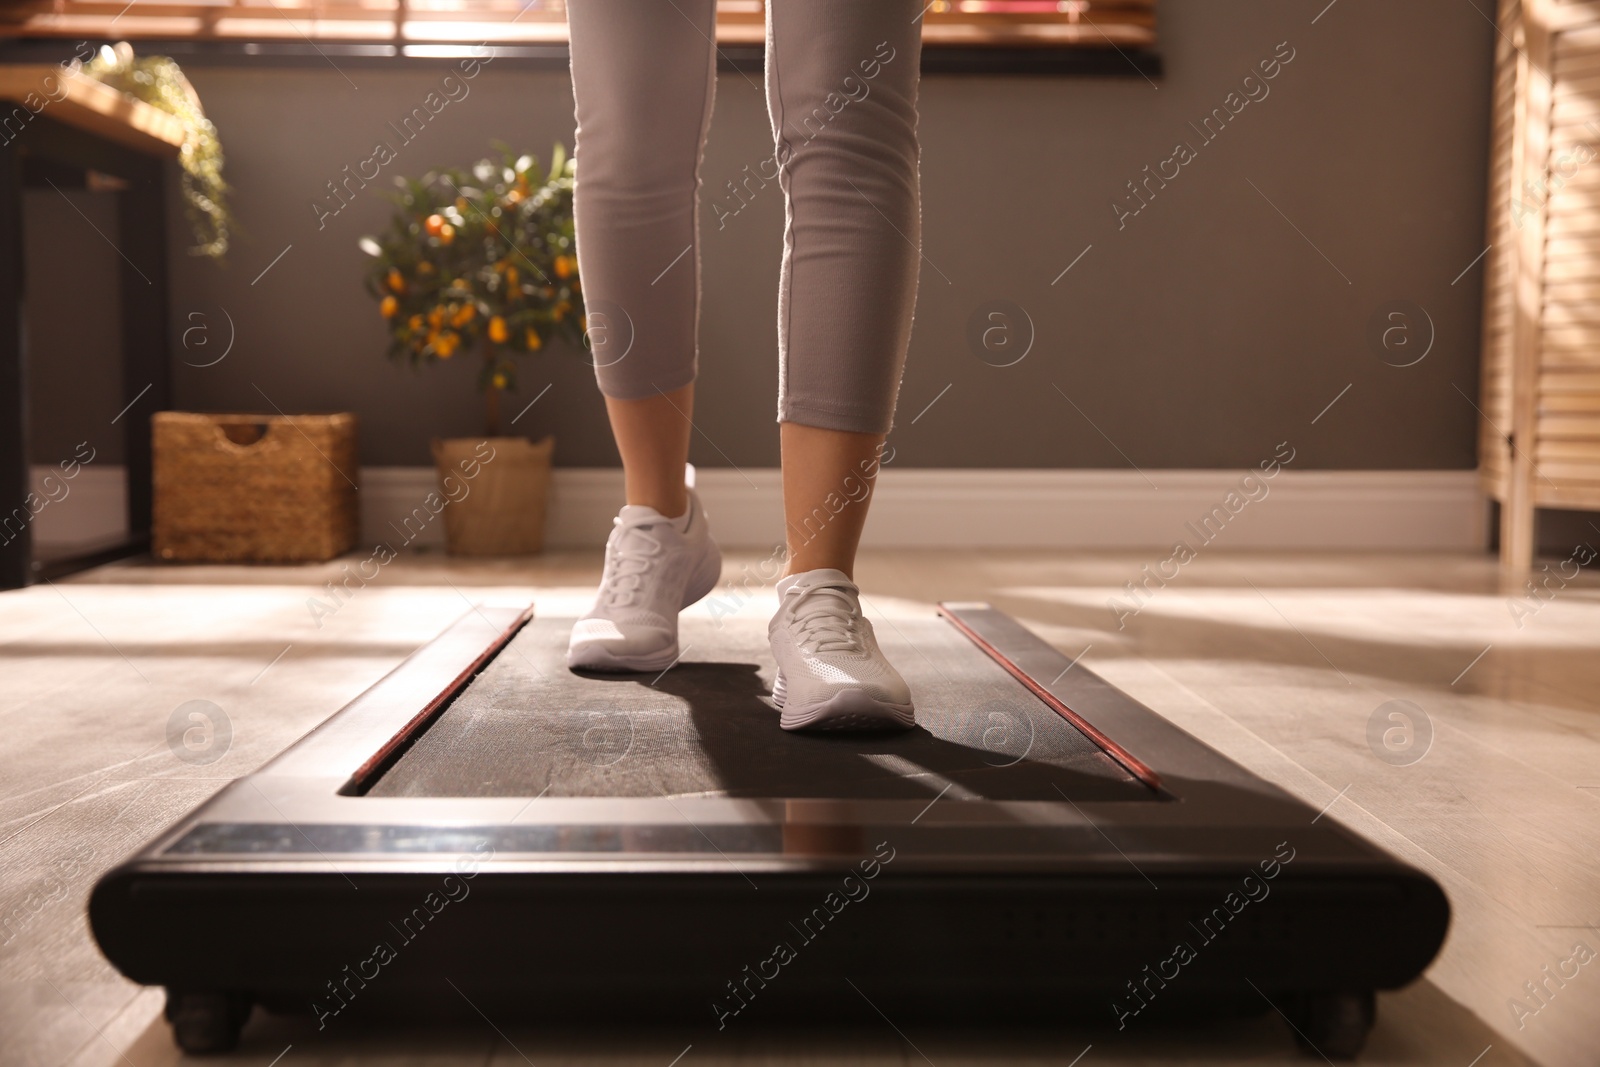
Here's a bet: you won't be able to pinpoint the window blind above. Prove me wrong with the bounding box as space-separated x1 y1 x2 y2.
0 1 1156 49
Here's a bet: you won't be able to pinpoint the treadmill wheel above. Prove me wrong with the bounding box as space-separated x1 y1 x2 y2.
163 989 253 1053
1286 990 1376 1059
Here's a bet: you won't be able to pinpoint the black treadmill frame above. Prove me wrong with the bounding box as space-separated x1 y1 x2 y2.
89 601 1450 1046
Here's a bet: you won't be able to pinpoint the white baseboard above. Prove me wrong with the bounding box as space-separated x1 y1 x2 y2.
364 467 1488 551
29 466 1488 553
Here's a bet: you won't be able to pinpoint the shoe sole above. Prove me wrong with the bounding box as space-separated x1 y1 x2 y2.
567 644 684 674
772 669 916 733
565 536 723 673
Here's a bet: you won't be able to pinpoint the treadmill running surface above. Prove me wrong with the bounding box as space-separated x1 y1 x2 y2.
369 614 1153 802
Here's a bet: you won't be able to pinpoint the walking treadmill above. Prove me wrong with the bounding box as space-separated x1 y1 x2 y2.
89 603 1449 1058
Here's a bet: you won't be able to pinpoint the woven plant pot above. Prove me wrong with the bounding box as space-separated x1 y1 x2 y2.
431 435 554 556
152 412 359 563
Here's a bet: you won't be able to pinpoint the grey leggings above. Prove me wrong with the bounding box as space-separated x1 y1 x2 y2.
566 0 924 435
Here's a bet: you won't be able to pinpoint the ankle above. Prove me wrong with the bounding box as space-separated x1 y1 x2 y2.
628 489 689 519
781 562 854 582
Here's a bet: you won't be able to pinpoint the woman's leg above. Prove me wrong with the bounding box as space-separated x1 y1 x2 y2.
780 423 887 580
764 0 924 578
606 386 693 519
763 0 925 730
565 0 723 672
568 0 717 518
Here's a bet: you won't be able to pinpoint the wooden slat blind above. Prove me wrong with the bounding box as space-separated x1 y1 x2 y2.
1480 0 1600 568
1534 12 1600 500
0 0 1157 48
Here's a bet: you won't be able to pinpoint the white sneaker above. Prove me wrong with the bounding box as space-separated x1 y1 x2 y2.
566 485 722 672
767 568 915 732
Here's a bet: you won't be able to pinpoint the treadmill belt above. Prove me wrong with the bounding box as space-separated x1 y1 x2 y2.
369 614 1153 801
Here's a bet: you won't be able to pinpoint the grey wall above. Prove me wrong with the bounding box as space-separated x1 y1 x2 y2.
29 0 1499 473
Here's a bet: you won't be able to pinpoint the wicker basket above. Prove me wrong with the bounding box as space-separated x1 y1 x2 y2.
152 412 359 563
431 435 554 556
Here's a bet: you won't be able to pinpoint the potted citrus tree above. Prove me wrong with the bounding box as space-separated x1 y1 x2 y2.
361 142 584 555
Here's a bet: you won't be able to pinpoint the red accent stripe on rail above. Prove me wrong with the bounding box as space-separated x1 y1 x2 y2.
936 605 1163 792
343 604 535 794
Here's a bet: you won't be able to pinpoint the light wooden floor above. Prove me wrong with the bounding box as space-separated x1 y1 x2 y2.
3 548 1596 1067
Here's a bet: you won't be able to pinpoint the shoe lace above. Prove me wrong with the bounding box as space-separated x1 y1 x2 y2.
599 518 665 608
789 584 864 653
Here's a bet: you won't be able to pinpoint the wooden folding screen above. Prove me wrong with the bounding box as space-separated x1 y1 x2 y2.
1481 0 1600 572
